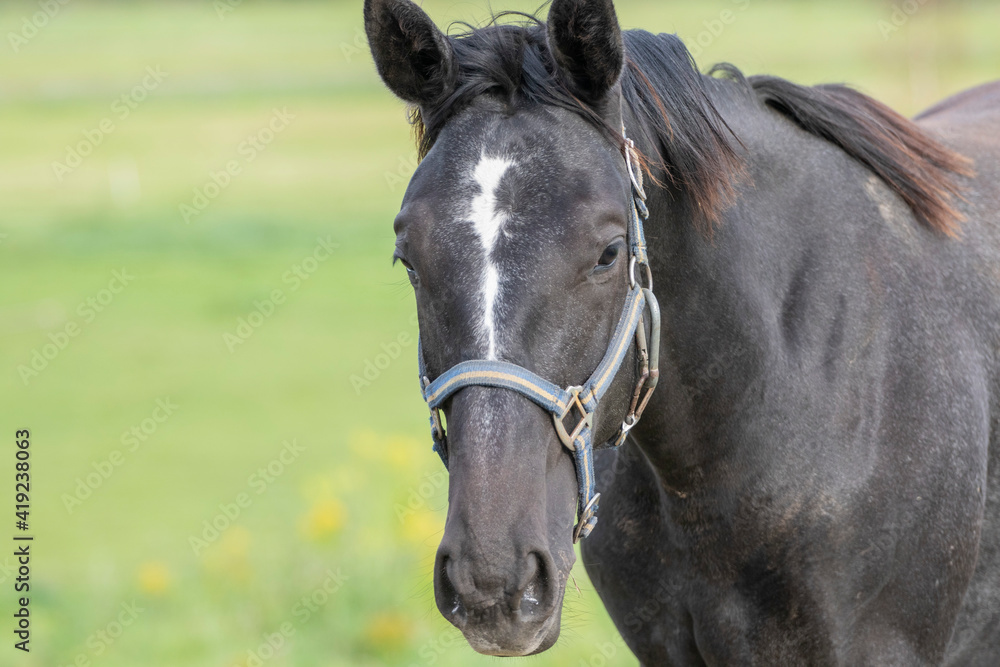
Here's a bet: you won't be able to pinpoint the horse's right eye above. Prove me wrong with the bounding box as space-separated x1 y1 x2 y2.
593 241 624 274
598 244 621 266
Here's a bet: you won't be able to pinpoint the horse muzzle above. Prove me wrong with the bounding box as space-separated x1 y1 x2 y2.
434 544 565 655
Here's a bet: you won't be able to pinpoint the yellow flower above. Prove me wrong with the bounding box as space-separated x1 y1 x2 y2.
300 498 346 542
203 526 253 582
350 430 381 459
137 561 171 595
350 430 423 469
363 611 412 652
301 468 364 500
383 435 422 469
400 509 442 546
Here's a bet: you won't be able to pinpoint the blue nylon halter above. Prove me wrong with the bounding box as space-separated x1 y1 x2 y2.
416 129 659 542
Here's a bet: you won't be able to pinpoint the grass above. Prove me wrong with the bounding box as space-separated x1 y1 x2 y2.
0 0 995 665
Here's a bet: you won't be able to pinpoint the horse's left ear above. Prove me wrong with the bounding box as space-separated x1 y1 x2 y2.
364 0 456 105
547 0 624 102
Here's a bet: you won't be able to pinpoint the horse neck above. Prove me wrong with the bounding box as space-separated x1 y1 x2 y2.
624 87 891 495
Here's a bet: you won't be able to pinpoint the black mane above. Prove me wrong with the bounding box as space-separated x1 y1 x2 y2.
740 71 972 235
412 14 971 234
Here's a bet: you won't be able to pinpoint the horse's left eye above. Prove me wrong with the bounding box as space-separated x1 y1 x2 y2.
395 256 419 284
596 243 622 268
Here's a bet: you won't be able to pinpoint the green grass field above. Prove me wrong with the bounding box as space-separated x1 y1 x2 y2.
0 1 996 665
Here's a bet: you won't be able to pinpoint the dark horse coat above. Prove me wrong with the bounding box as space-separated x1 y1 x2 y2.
365 0 1000 663
585 61 1000 667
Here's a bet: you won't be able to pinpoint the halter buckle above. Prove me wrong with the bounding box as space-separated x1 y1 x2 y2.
573 492 601 543
429 406 446 443
422 376 449 466
553 387 592 452
624 138 647 202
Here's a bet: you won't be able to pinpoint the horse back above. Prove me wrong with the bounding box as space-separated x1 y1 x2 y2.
916 80 1000 129
915 80 1000 665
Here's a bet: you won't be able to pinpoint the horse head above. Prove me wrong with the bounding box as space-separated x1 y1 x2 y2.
365 0 646 655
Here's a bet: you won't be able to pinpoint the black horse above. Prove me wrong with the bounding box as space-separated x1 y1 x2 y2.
364 0 1000 663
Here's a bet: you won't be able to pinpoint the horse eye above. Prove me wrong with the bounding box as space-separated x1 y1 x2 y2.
597 243 622 268
395 256 419 284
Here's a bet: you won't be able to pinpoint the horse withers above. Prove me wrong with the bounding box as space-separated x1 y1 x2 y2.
365 0 1000 663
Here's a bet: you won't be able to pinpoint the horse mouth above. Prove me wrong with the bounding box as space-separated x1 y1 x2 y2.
436 540 574 656
447 575 566 657
461 603 563 656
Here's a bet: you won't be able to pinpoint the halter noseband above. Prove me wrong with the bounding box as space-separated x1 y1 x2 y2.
416 128 661 542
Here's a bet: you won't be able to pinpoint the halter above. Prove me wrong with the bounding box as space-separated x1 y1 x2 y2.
416 128 661 542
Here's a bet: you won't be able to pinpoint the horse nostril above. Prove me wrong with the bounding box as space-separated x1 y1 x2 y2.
516 551 550 617
520 580 543 615
435 552 464 622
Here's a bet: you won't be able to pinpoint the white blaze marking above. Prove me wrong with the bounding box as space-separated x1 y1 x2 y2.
467 153 513 359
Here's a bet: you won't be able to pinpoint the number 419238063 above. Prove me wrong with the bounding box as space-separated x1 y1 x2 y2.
15 430 29 532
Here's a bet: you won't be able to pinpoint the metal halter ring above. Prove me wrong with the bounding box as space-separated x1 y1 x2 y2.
629 256 654 291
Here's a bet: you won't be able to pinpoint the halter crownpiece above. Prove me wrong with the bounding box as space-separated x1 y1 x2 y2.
416 127 661 542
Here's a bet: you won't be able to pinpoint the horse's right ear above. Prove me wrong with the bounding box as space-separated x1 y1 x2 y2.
364 0 456 105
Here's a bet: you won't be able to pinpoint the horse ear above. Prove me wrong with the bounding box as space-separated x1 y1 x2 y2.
364 0 456 105
546 0 624 102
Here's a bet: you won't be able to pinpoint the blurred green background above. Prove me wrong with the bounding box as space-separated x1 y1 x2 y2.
0 0 995 665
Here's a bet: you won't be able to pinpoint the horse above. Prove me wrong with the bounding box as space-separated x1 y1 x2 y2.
364 0 1000 663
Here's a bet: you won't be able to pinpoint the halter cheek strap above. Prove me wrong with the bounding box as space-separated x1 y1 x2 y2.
415 129 660 542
